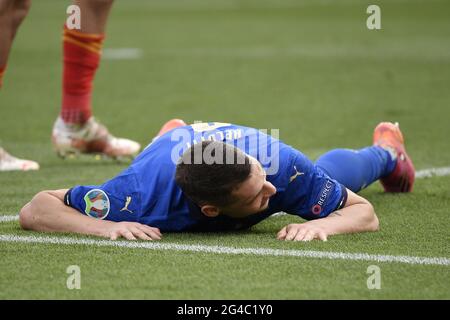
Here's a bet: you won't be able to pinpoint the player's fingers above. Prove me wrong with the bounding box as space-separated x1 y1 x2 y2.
139 224 162 238
152 228 162 237
285 227 300 241
131 227 152 241
136 224 160 238
302 230 316 242
137 225 161 240
277 227 287 240
302 231 314 241
149 229 163 240
318 231 328 242
294 228 308 241
110 231 118 241
137 223 162 237
120 229 137 240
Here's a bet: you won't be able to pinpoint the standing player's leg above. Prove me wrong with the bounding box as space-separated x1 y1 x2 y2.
315 122 415 193
52 0 141 159
0 0 14 88
0 0 31 87
0 0 13 88
0 0 39 171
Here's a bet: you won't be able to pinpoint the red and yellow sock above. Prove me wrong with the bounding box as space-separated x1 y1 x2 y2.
0 65 6 89
61 26 105 124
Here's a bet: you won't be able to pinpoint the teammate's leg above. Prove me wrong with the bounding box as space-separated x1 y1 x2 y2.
52 0 140 158
0 0 38 171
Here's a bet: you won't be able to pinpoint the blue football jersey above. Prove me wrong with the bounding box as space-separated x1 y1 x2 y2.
64 122 347 231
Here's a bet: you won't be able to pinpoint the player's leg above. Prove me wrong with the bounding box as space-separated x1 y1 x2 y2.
52 0 140 159
60 0 113 125
315 122 415 193
0 0 15 88
0 0 38 171
10 0 31 38
315 146 395 193
0 0 31 87
71 0 113 34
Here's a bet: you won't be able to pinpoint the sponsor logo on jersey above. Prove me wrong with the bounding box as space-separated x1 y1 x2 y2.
289 166 304 183
120 196 134 214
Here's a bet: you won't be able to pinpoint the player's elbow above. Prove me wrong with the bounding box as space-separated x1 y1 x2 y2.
364 202 379 232
19 201 34 230
19 191 49 230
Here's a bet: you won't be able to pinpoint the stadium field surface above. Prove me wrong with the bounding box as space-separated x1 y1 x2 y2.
0 0 449 299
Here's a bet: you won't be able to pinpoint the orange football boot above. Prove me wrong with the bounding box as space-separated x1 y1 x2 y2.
373 122 415 192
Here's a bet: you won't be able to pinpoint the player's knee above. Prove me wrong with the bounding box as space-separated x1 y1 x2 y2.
81 0 114 8
11 0 31 26
366 203 379 232
0 0 14 14
16 0 31 11
94 0 114 4
19 191 47 230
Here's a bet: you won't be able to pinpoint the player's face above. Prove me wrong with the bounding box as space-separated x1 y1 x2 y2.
221 159 277 218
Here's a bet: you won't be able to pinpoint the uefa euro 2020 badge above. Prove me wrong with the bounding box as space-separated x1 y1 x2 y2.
83 189 110 219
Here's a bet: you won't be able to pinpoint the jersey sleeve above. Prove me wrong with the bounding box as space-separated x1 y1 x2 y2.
280 151 348 220
64 169 142 222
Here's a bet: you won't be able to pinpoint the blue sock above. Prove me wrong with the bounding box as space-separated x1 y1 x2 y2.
315 146 397 193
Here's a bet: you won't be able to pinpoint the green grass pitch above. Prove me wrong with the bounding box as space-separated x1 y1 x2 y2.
0 0 449 299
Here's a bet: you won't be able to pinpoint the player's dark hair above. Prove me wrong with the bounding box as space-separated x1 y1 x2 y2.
175 140 251 207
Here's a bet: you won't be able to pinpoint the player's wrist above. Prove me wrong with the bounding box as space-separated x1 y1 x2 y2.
303 220 333 235
86 219 116 238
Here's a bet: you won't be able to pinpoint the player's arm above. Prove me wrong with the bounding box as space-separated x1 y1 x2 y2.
19 189 162 240
277 189 379 241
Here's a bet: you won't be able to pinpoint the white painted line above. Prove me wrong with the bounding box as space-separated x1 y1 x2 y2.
103 48 143 60
0 234 448 266
0 215 19 223
415 167 450 179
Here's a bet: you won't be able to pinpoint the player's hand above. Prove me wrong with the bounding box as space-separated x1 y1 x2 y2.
277 223 328 242
106 222 162 241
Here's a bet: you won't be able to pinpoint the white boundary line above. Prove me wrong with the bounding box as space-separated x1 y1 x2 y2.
415 166 450 179
0 234 448 266
0 215 19 223
0 167 449 266
102 48 143 60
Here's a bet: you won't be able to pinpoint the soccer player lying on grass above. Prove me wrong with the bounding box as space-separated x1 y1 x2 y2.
19 120 415 242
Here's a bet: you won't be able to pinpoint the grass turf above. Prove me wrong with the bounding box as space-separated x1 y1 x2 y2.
0 0 449 299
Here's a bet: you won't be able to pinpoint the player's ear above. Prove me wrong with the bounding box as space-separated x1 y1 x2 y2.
201 205 220 217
